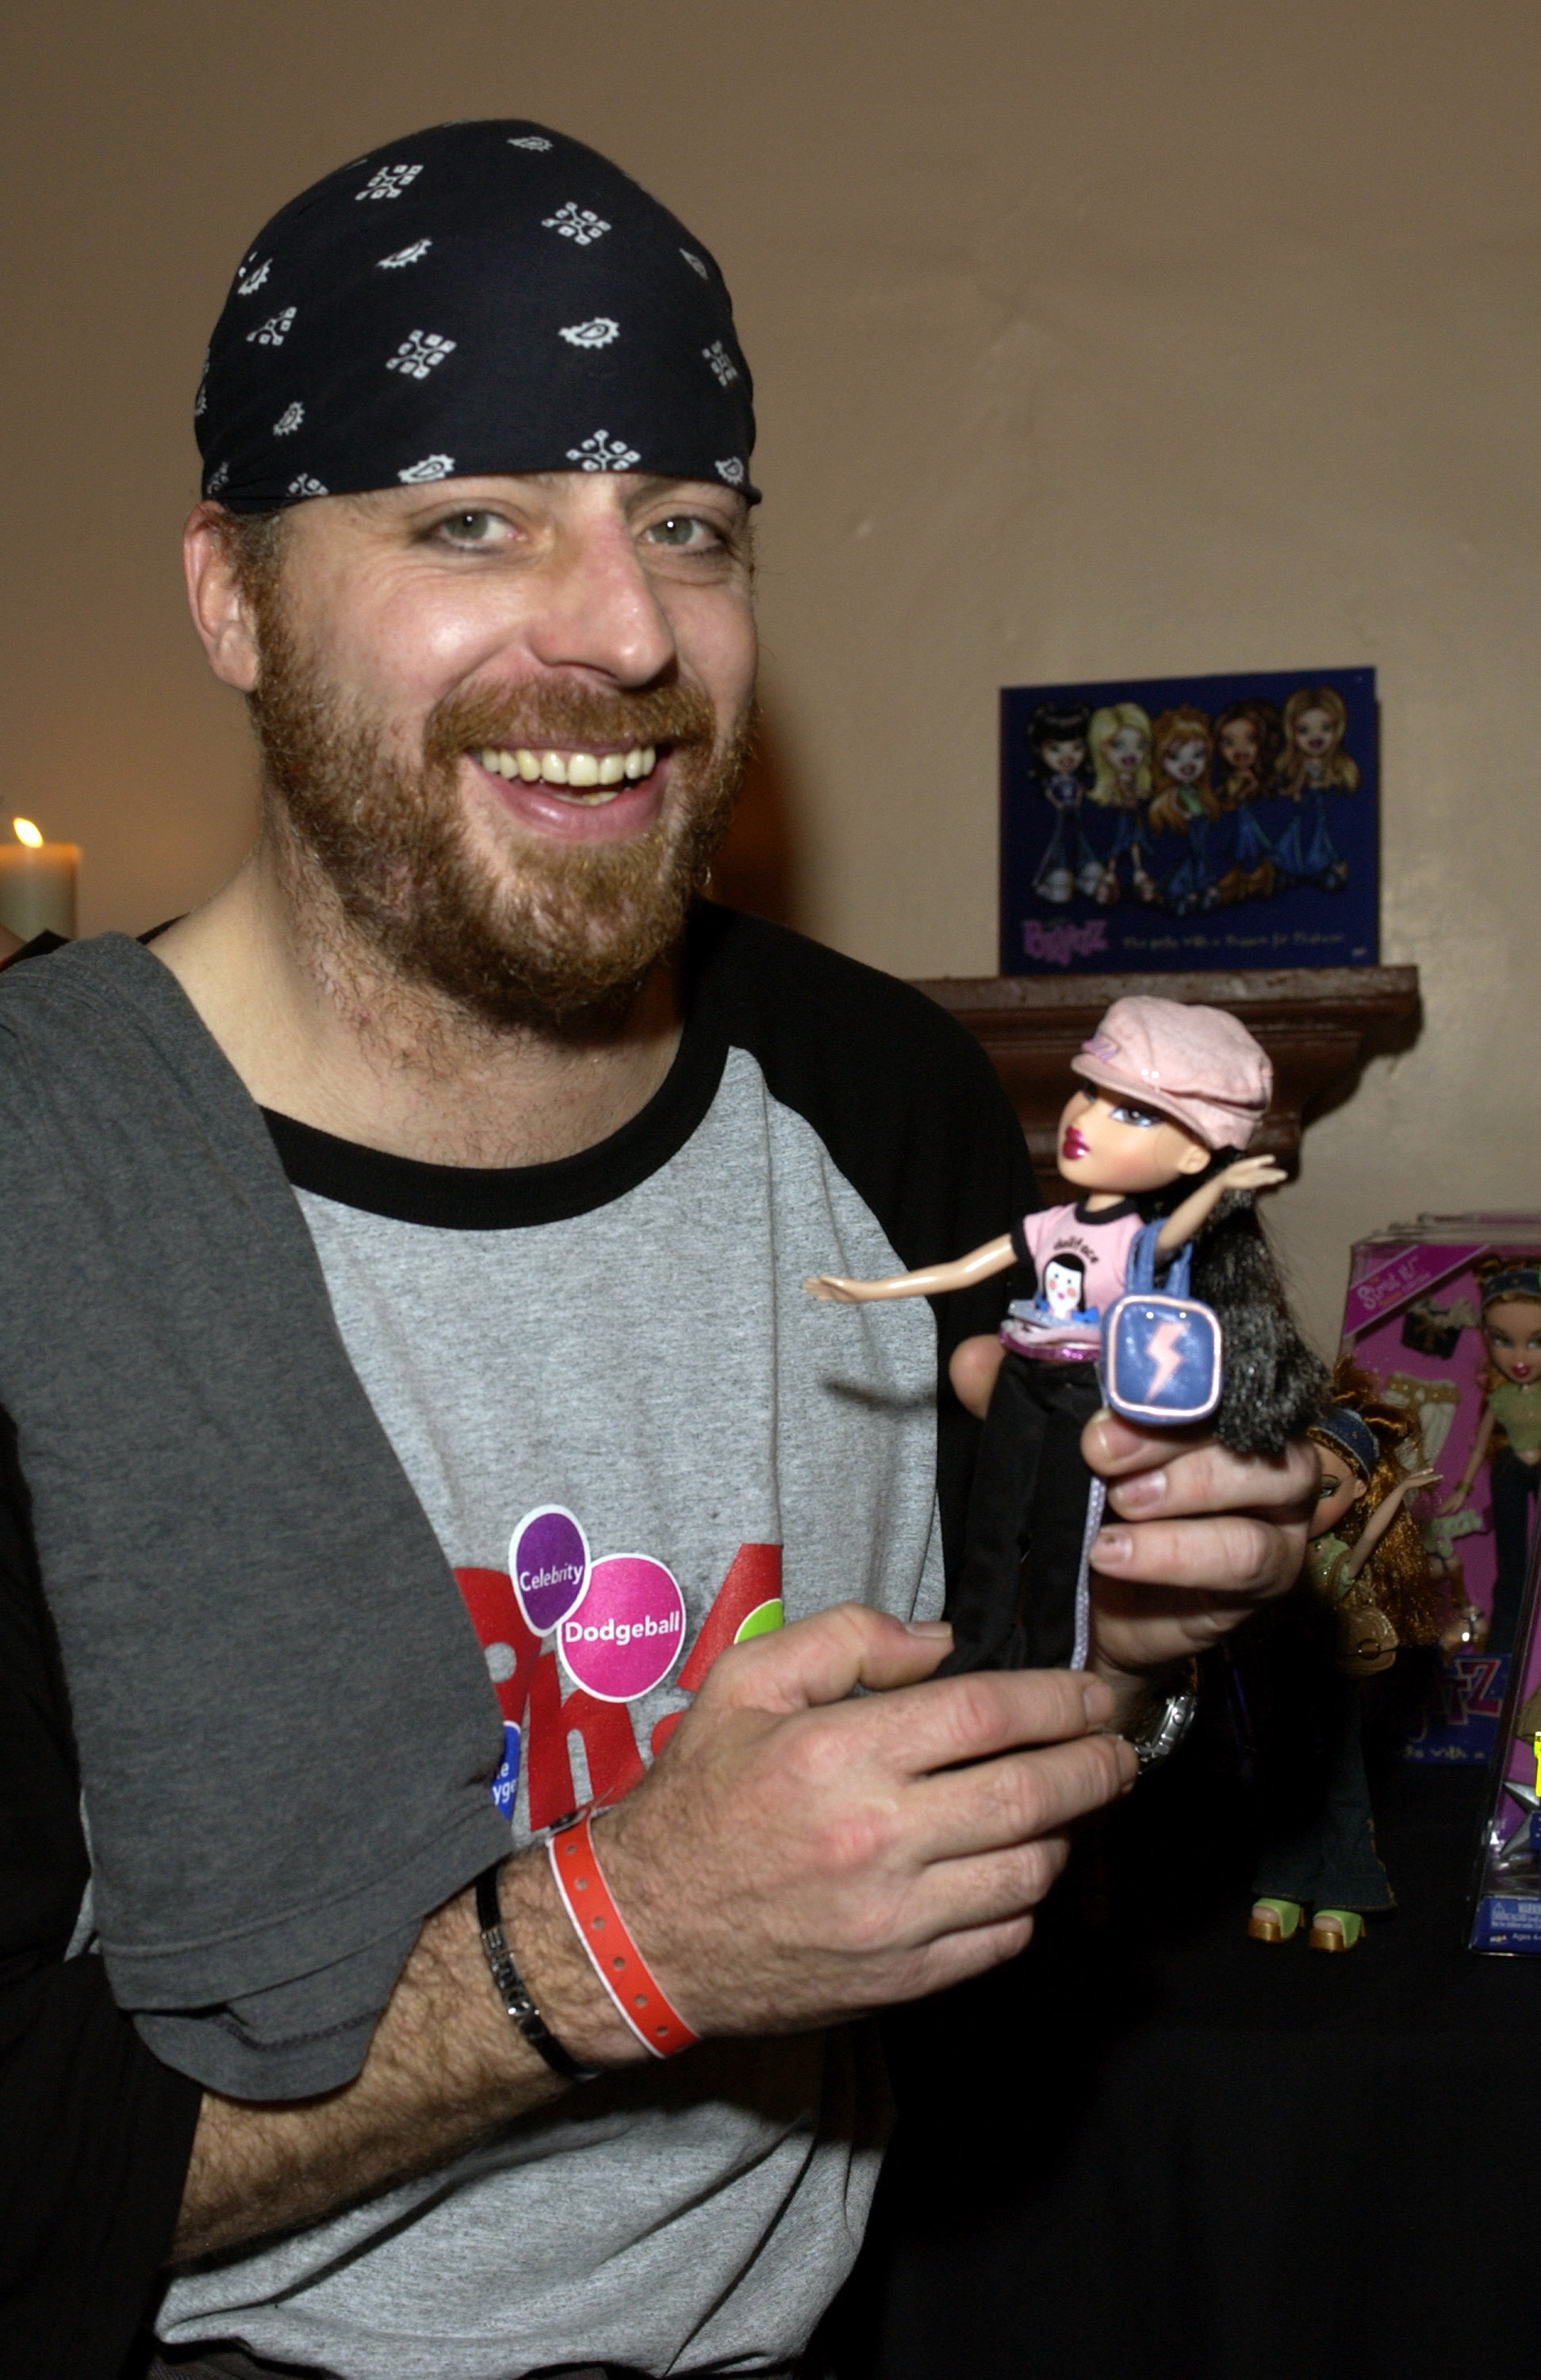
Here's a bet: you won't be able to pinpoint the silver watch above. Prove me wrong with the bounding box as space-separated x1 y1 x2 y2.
1125 1665 1200 1773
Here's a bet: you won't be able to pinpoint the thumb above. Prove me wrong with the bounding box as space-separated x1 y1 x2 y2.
701 1602 954 1716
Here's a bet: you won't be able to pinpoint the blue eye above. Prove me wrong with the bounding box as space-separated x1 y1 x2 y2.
1109 1101 1160 1130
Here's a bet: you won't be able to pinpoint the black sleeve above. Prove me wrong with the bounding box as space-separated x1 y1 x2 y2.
0 1407 203 2380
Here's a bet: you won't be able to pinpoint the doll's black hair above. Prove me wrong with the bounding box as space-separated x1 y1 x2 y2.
1027 701 1092 762
1137 1152 1330 1457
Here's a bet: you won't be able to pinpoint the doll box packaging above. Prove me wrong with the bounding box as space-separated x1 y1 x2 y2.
1338 1215 1541 1764
1467 1528 1541 1952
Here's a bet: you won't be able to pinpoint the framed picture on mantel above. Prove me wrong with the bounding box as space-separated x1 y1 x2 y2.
999 666 1378 977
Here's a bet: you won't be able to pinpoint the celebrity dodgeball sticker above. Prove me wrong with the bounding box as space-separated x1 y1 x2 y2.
559 1553 686 1702
510 1506 590 1636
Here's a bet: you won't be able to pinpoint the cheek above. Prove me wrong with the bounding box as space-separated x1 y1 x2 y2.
667 582 757 722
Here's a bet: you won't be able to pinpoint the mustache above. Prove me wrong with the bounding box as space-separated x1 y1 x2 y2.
424 677 720 768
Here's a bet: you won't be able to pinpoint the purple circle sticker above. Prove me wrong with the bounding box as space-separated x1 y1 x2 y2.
559 1553 686 1702
510 1505 590 1637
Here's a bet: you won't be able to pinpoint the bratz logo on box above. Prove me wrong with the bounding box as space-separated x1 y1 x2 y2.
1022 917 1110 968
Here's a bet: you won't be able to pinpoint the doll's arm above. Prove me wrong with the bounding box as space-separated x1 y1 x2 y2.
1154 1155 1287 1257
1439 1410 1494 1514
805 1234 1017 1304
1340 1467 1440 1583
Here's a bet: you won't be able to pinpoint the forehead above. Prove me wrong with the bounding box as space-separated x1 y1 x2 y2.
1485 1298 1541 1332
312 468 751 531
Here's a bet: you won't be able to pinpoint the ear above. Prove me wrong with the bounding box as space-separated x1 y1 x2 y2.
1173 1136 1212 1177
182 503 263 693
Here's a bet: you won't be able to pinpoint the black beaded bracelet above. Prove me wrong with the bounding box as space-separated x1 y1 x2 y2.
474 1861 602 2085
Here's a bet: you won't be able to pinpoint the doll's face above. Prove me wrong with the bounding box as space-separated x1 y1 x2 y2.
1056 1085 1210 1196
1311 1449 1367 1540
1219 718 1259 774
1106 725 1146 785
1483 1299 1541 1384
1293 705 1337 758
1041 736 1087 777
1163 735 1207 786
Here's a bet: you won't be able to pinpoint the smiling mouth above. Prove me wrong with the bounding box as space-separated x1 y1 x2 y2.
474 743 659 805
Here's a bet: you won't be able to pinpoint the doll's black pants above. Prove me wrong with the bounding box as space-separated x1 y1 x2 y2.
939 1349 1103 1674
1489 1444 1539 1657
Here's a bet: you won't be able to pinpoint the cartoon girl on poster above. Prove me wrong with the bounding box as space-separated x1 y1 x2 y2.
1271 685 1356 892
1087 702 1158 906
1027 701 1102 905
1147 704 1221 914
1213 697 1282 904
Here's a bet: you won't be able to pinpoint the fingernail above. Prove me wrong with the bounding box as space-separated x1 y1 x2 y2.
906 1619 953 1638
1081 1677 1114 1724
1114 1468 1167 1512
1092 1529 1133 1565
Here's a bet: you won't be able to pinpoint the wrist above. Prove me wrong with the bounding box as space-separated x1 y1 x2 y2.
493 1844 650 2072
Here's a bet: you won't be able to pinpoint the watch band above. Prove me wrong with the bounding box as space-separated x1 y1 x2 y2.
474 1860 602 2085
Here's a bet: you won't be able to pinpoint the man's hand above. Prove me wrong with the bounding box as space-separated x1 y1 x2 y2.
1083 1409 1313 1685
539 1605 1135 2053
949 1334 1313 1703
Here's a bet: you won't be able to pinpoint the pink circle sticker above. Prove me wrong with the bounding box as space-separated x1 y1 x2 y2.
558 1553 686 1702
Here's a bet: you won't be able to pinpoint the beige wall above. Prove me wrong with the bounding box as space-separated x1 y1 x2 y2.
3 0 1539 1347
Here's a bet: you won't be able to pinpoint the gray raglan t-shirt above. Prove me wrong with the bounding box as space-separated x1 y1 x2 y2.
149 910 1033 2378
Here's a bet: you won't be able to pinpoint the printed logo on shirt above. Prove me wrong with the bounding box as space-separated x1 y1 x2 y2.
455 1541 784 1821
510 1504 590 1635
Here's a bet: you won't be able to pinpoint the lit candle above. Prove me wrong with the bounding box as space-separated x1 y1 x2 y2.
0 817 79 940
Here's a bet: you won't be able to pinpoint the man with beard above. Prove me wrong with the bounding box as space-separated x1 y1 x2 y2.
0 124 1312 2380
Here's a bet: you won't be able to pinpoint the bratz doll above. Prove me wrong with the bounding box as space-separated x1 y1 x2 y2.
1270 684 1356 892
1087 702 1158 907
1212 697 1282 904
1027 701 1103 905
807 998 1328 1675
1147 705 1221 915
1250 1375 1441 1951
1438 1261 1541 1656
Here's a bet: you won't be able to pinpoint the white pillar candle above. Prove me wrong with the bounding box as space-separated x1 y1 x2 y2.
0 819 79 940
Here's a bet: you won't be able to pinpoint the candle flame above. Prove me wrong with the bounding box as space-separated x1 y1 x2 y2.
13 818 43 848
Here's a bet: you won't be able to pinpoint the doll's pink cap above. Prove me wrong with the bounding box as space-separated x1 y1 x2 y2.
1071 996 1271 1151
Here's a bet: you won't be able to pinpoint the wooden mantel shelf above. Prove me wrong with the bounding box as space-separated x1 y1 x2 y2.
908 966 1420 1196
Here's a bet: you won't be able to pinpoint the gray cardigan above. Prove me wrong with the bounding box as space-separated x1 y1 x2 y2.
0 935 507 2095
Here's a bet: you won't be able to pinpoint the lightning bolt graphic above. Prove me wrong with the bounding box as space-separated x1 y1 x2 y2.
1144 1318 1188 1401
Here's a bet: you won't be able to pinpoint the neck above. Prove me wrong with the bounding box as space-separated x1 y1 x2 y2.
150 825 684 1168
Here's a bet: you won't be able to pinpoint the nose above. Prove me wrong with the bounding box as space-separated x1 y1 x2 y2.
525 497 678 689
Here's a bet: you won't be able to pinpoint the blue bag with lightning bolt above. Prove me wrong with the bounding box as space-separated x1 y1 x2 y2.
1101 1221 1223 1426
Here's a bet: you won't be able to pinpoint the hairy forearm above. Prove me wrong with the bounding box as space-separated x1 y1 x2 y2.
171 1847 638 2264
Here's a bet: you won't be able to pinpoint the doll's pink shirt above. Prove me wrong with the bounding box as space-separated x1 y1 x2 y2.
1000 1203 1143 1361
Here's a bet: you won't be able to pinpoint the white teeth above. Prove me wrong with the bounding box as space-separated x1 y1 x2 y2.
479 744 658 793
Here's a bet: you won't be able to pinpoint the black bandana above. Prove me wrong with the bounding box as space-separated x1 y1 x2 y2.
196 120 757 512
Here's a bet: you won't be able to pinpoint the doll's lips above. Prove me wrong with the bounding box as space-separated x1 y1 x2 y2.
1061 1127 1091 1161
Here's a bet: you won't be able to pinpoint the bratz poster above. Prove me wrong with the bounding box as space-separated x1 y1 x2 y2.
999 667 1378 975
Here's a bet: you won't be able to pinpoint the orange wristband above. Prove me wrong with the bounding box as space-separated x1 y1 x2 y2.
548 1813 700 2059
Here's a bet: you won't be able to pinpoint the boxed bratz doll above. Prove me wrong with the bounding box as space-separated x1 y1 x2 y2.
1467 1534 1541 1952
1336 1215 1541 1764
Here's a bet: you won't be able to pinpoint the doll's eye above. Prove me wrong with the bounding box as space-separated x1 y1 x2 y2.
1109 1101 1160 1130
